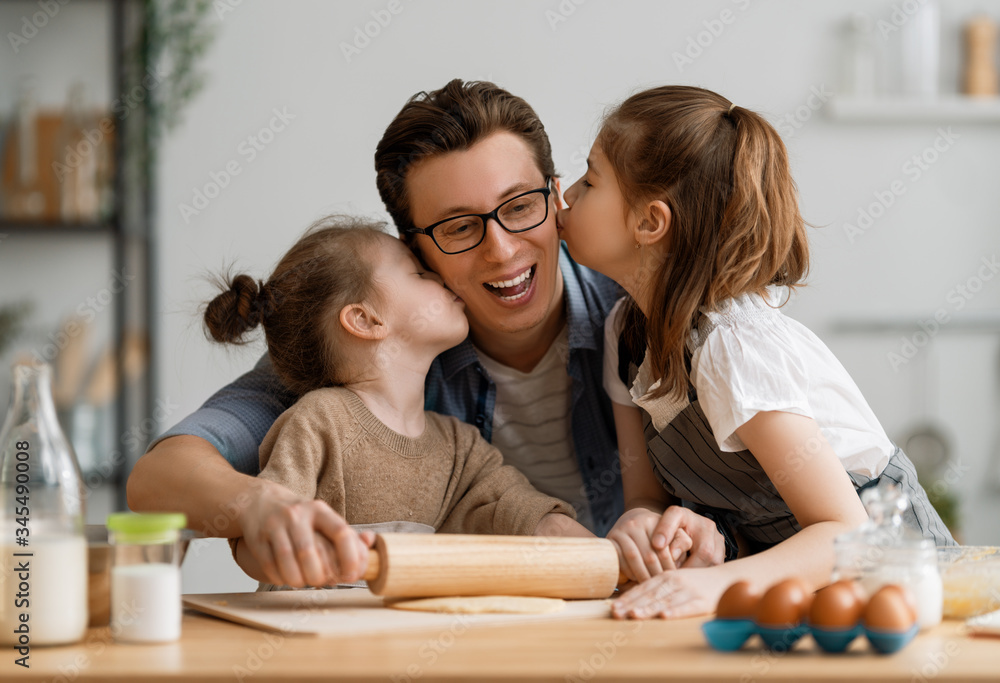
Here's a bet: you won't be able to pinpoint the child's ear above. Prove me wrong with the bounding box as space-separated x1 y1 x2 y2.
339 303 387 341
635 200 671 247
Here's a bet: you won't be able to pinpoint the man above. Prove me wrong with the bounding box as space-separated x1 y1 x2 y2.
128 80 721 588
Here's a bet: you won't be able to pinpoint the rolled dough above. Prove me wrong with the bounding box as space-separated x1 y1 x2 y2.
387 595 567 614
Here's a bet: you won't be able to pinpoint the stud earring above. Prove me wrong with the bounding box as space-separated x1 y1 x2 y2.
635 242 641 249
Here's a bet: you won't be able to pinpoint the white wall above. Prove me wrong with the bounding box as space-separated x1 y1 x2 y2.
5 0 999 592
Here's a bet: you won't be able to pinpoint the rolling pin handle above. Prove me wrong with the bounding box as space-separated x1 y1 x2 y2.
363 547 381 582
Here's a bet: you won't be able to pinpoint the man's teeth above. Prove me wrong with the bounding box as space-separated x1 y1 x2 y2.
486 268 531 289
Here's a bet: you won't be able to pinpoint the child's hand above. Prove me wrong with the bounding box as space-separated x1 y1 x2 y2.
611 565 723 620
649 506 727 569
608 508 692 582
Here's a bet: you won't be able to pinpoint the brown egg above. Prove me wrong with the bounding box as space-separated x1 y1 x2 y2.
809 581 865 629
864 585 918 632
755 578 810 627
833 578 868 603
716 581 761 620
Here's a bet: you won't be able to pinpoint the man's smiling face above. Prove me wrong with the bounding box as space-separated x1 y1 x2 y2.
405 131 563 340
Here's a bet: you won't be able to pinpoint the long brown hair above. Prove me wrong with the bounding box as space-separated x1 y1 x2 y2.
375 79 557 237
203 216 388 398
600 86 809 400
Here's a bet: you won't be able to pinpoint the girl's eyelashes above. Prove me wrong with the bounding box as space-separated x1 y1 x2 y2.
581 178 593 188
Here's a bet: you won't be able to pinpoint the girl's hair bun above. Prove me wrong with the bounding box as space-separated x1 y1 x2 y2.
203 273 272 344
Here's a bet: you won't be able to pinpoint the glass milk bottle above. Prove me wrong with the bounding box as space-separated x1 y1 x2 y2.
106 512 186 643
832 483 943 630
0 362 88 647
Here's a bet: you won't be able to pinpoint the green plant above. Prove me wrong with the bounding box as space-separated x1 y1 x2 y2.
0 302 33 356
142 0 215 146
925 482 960 538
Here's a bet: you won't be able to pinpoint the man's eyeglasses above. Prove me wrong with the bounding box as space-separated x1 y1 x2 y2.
403 179 553 255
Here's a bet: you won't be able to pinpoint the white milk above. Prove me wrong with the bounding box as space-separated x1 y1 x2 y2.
1 534 88 646
111 563 181 642
861 564 944 631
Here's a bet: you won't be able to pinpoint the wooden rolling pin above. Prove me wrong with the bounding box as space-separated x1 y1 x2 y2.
361 533 623 599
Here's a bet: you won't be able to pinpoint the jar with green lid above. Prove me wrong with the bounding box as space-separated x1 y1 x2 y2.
106 512 187 643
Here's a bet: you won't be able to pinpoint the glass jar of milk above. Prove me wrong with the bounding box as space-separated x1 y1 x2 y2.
832 483 943 630
106 512 186 643
1 362 88 648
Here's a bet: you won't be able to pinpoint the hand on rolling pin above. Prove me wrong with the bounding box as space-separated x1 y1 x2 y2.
237 484 374 587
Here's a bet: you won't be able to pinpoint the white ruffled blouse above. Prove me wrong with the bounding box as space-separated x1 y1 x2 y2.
603 288 894 479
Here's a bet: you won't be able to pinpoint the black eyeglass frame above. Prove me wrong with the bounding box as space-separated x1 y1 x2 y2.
402 178 554 255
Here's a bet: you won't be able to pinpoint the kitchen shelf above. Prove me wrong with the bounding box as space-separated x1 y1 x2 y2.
828 96 1000 123
0 0 155 516
832 312 1000 335
0 219 116 235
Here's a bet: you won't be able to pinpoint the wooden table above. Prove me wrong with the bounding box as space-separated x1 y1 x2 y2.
3 610 997 682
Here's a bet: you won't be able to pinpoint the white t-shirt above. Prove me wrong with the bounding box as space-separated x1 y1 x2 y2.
475 326 595 530
603 290 895 479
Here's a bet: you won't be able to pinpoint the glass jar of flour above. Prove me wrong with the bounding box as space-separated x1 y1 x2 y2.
106 512 187 643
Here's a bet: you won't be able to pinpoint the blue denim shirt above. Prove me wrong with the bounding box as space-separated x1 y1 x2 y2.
154 244 625 536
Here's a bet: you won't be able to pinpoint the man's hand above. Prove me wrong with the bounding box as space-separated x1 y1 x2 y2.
238 483 373 587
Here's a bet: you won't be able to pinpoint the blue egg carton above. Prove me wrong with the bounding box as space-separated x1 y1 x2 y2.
701 618 918 654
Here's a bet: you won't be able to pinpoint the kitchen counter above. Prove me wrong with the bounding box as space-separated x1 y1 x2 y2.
2 608 997 682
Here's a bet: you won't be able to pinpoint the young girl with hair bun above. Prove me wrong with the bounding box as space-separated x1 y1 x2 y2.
203 215 588 589
557 86 954 619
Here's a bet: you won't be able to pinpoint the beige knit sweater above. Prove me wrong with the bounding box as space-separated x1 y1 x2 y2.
254 387 575 535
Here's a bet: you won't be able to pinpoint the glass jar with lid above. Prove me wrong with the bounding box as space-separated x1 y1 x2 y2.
832 483 942 629
106 512 187 643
